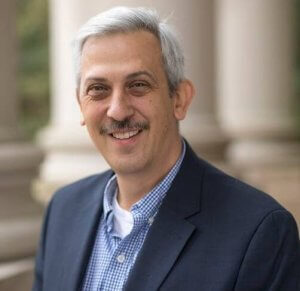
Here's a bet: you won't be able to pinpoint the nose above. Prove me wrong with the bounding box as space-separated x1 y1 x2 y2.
106 89 134 121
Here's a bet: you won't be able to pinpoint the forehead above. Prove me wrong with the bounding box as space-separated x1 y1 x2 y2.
80 31 165 81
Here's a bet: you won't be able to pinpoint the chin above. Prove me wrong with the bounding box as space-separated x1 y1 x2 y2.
108 156 149 176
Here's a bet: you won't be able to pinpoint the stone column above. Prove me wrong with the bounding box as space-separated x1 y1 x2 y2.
169 0 227 162
216 0 300 224
37 0 226 203
35 0 109 203
0 0 43 289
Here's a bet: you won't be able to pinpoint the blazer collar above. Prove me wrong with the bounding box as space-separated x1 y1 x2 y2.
125 142 205 291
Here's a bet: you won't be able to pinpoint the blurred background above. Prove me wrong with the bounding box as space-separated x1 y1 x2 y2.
0 0 299 289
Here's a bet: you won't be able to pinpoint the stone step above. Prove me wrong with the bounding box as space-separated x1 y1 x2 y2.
0 258 34 291
0 217 42 261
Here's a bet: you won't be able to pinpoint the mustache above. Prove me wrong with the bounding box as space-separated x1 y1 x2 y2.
99 118 150 135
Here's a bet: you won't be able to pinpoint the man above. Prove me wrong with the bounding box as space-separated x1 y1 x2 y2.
33 6 300 291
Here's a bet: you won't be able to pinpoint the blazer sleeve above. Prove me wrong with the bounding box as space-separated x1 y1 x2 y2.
234 209 300 290
32 199 53 291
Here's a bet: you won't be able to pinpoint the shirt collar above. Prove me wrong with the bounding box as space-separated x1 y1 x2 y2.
103 140 186 225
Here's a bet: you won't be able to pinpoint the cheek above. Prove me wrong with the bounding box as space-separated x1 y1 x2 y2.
132 98 153 121
156 98 175 121
82 103 105 123
151 105 173 135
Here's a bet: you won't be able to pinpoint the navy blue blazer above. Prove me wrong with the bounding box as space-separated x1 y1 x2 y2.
33 143 300 290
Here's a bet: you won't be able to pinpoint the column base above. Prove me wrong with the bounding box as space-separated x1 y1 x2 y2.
181 113 228 162
0 142 44 261
36 125 109 204
227 139 300 166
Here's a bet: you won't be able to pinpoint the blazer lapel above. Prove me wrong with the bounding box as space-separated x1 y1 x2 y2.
125 144 204 291
125 207 196 291
60 172 112 291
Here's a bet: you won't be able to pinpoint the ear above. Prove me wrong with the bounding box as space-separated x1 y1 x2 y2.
76 88 86 126
172 80 194 121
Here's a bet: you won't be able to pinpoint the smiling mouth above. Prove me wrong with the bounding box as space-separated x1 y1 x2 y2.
111 129 141 140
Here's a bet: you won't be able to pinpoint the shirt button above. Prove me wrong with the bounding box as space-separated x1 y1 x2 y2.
117 254 126 263
148 217 154 225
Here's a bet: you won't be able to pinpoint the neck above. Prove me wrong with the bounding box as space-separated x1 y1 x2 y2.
116 138 183 211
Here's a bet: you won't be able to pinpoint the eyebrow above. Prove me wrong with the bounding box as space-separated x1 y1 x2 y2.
84 77 107 84
84 70 158 86
126 71 158 84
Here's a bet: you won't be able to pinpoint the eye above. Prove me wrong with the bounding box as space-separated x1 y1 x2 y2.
87 84 110 99
128 81 151 96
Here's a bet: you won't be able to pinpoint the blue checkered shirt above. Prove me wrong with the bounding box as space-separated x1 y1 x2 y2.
82 142 186 291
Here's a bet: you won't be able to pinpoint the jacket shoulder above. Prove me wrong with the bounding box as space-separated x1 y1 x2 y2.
51 170 112 205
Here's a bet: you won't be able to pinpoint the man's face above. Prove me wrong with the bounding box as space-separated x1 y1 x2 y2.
78 31 190 176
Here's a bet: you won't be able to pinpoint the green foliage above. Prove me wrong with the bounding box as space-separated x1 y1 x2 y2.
17 0 49 139
296 0 300 127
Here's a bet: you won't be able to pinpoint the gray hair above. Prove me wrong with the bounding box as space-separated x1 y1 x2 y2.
72 6 185 94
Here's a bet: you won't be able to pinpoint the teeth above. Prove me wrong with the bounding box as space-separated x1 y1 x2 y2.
112 130 139 140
